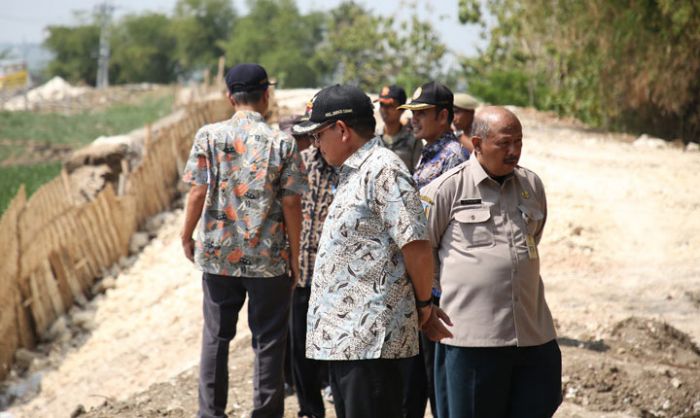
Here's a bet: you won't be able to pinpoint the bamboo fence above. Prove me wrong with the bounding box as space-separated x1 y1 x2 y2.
0 96 230 379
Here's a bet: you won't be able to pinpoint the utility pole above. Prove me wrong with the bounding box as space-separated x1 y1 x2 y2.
96 2 115 89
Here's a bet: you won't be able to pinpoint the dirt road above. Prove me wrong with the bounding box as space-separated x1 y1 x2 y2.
2 105 699 418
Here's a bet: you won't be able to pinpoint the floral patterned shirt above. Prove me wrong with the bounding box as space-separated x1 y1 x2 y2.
413 131 469 190
298 146 338 287
306 137 428 360
182 110 307 277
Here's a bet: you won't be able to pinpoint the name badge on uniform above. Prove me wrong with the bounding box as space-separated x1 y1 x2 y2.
526 235 539 260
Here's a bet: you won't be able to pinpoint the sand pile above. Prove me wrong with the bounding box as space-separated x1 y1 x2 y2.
2 77 90 111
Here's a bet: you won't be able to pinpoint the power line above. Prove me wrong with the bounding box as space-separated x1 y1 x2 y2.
95 2 115 89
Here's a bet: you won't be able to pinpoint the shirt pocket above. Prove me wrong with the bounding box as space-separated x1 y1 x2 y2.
517 204 544 236
452 206 495 248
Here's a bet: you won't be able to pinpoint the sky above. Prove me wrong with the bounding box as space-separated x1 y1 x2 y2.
0 0 488 60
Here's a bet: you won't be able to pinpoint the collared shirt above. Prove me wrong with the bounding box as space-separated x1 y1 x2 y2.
420 158 556 347
413 131 469 190
306 137 428 360
182 110 307 277
298 145 338 287
380 124 423 174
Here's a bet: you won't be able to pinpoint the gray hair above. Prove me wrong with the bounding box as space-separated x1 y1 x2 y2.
470 116 490 139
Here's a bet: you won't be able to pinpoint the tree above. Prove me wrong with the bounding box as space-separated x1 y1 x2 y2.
221 0 323 88
312 2 393 90
390 14 448 94
109 13 178 84
459 0 700 143
171 0 236 76
44 24 100 85
315 1 448 93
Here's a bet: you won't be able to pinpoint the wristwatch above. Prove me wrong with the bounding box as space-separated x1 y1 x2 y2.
415 297 432 308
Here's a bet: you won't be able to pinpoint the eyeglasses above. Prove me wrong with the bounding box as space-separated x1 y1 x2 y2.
311 122 336 146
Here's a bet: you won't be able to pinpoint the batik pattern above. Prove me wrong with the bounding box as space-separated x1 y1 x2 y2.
298 146 338 287
183 110 306 277
413 131 468 190
306 138 428 360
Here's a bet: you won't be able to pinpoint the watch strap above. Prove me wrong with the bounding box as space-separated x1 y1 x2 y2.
415 297 432 308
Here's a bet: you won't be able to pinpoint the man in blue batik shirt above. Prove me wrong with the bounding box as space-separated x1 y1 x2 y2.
402 81 469 191
397 80 469 418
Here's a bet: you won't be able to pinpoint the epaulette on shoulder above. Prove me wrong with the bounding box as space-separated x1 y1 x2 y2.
431 160 468 189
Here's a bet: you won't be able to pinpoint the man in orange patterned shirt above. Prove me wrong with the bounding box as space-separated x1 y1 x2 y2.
181 63 306 418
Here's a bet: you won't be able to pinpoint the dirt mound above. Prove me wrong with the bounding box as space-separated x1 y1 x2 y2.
78 369 198 418
562 318 700 418
2 77 90 111
609 317 700 367
77 332 312 418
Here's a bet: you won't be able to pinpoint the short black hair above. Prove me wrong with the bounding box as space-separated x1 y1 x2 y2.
231 89 265 105
344 116 376 139
432 106 454 126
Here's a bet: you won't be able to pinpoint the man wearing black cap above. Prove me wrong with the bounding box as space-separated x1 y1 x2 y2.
397 81 469 418
181 63 306 418
293 84 450 418
376 84 423 173
400 81 469 190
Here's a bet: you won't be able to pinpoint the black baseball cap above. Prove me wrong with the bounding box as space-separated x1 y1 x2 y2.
292 85 374 135
375 84 407 105
398 81 453 111
225 63 275 94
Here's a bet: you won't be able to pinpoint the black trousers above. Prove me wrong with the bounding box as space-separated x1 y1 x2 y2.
402 297 440 418
290 286 326 418
198 272 292 418
434 339 562 418
402 334 436 418
328 358 408 418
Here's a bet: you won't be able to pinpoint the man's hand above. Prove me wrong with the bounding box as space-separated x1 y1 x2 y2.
182 237 195 262
181 184 206 262
422 307 453 341
281 194 302 290
417 304 433 328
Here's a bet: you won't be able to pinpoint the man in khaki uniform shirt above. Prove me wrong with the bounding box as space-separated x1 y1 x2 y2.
420 106 561 418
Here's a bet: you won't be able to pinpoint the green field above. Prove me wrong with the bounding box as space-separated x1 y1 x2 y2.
0 162 63 213
0 88 175 215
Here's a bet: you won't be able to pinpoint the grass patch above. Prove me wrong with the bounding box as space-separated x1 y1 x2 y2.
0 162 63 214
0 89 174 161
0 88 175 215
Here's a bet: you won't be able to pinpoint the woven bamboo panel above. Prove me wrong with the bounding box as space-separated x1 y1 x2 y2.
0 187 27 380
0 95 230 380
